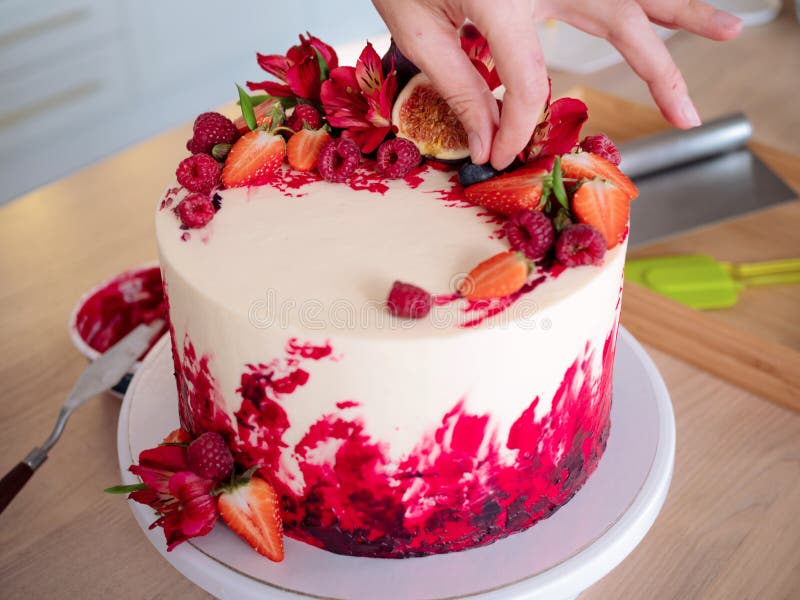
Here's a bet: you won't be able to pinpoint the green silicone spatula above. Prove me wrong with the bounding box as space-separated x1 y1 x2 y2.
625 254 800 310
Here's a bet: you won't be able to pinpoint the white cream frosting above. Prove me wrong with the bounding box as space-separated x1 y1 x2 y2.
157 164 625 475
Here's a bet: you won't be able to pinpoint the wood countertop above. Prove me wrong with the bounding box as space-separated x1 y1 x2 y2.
1 9 798 599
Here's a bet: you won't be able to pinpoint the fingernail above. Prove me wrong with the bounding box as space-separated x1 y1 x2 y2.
468 132 483 162
681 97 702 128
712 9 742 31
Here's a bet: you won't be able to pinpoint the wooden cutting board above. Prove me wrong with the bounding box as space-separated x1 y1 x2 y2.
571 87 800 412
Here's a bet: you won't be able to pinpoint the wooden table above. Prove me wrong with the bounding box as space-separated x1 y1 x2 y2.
1 11 799 600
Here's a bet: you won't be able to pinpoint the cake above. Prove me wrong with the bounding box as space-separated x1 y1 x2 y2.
130 30 638 560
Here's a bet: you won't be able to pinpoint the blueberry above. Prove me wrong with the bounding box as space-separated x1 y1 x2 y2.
458 162 499 187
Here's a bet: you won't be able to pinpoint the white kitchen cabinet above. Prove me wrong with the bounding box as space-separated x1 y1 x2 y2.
0 0 385 205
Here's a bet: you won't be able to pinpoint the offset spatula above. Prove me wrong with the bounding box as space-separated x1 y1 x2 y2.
0 320 164 514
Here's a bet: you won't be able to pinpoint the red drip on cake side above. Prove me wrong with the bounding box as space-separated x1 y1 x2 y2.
170 322 619 558
74 265 167 356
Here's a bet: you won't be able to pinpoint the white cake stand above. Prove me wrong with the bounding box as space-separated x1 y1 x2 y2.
117 327 674 600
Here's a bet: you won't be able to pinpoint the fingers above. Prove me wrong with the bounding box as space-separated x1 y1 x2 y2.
640 0 742 40
468 1 550 169
558 0 701 129
379 4 499 164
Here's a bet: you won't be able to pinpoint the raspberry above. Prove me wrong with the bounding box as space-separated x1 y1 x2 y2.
317 138 361 182
178 193 216 229
504 210 555 260
186 112 239 155
387 281 432 319
555 223 607 267
286 104 322 132
376 138 421 178
187 432 234 481
176 154 221 194
579 134 621 166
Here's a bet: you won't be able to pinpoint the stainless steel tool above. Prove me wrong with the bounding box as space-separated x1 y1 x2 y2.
619 114 797 246
0 320 164 514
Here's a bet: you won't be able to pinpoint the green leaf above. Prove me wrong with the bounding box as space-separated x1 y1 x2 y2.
551 156 569 211
553 208 573 232
104 483 147 494
314 48 329 82
236 84 257 131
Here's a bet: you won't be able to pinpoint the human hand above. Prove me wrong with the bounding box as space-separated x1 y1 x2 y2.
371 0 742 169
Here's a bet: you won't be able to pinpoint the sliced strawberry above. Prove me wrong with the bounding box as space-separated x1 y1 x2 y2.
464 157 554 216
218 476 284 562
571 178 630 249
233 99 277 135
286 128 331 171
460 251 530 300
222 130 285 188
560 151 638 201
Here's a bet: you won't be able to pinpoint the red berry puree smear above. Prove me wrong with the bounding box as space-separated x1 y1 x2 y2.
174 319 619 558
75 266 168 356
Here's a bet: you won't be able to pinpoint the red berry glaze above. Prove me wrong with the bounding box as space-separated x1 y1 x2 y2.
579 134 621 166
387 281 432 319
504 210 555 260
178 193 216 229
317 138 360 182
187 112 239 155
555 223 607 267
376 138 421 179
187 432 234 481
176 154 221 194
286 104 322 132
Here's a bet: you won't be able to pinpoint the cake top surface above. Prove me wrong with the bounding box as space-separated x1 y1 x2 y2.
156 30 636 340
156 163 625 339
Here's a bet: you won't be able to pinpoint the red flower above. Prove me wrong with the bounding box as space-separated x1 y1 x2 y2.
460 24 501 91
128 438 219 551
526 98 589 160
321 42 397 153
248 33 338 104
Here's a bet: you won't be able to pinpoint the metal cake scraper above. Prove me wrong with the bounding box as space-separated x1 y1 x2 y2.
618 114 797 247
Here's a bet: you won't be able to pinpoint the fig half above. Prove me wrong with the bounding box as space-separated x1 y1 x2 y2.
391 73 470 162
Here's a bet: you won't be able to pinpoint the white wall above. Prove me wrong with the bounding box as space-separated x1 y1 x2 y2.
0 0 386 205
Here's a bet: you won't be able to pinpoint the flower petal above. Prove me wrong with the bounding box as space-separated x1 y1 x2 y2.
138 444 189 472
285 55 322 101
180 495 219 537
527 97 588 160
168 471 215 502
355 42 383 96
246 80 294 97
321 67 371 128
303 32 338 71
256 54 291 81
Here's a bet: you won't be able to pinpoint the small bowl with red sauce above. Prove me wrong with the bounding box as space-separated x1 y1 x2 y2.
69 262 168 396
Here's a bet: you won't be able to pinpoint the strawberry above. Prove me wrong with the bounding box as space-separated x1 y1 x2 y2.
571 178 630 249
286 128 331 171
463 158 554 216
218 476 284 562
222 130 285 188
460 251 530 300
560 152 638 201
233 99 277 135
